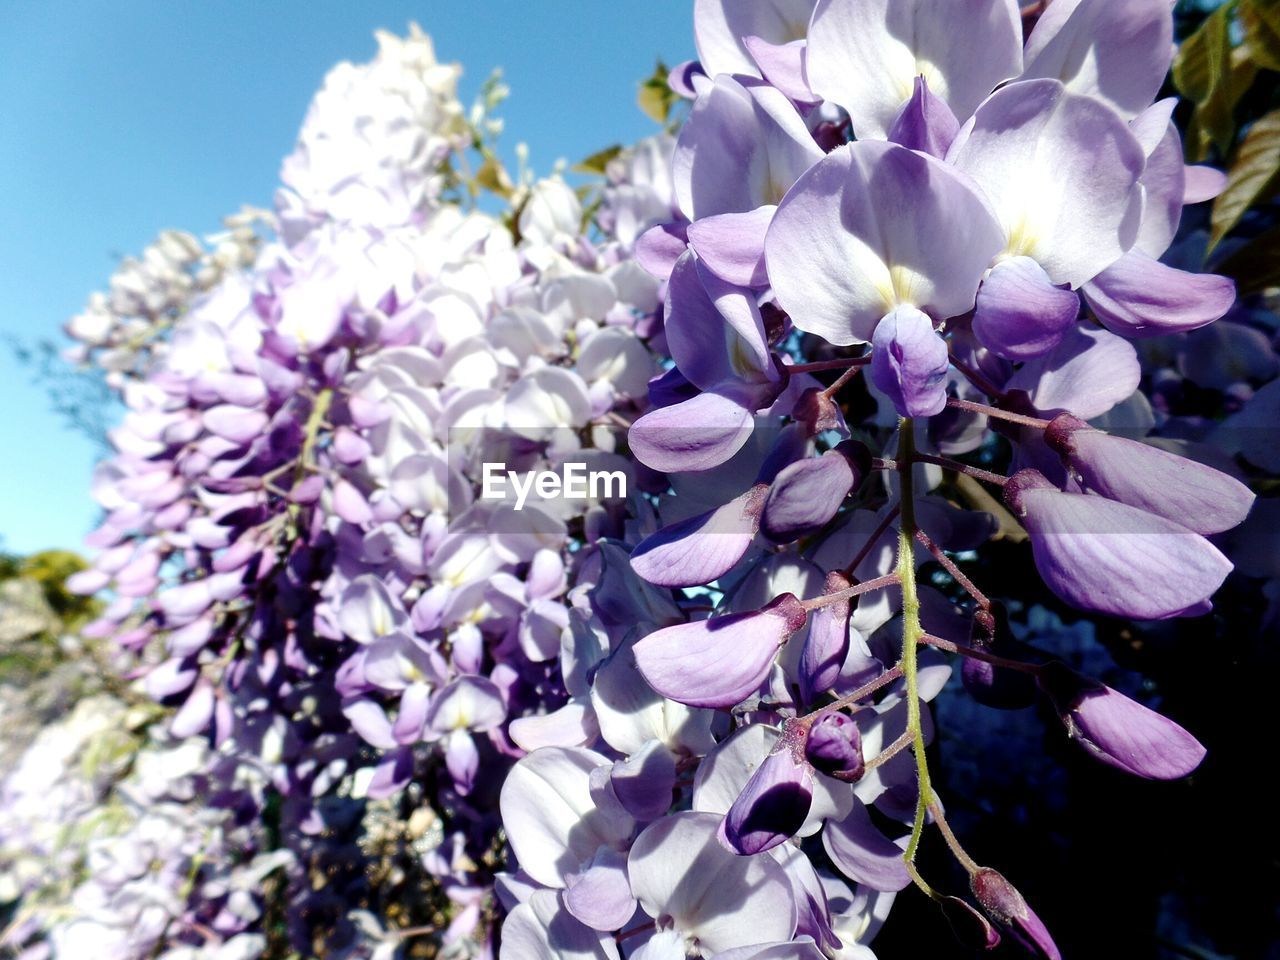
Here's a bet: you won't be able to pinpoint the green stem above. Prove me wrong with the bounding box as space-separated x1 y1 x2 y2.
897 418 933 865
286 387 333 532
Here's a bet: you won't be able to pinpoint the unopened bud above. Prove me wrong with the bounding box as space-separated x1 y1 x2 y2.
804 712 864 782
970 868 1060 960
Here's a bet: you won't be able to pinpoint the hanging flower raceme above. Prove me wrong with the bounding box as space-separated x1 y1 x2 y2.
42 2 1277 958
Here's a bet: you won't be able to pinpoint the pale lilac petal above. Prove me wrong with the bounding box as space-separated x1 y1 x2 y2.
1082 251 1235 338
807 0 1023 138
500 747 636 889
633 595 807 708
591 647 718 758
887 76 960 158
202 405 268 444
948 79 1146 287
673 75 823 220
509 699 600 752
720 741 814 855
710 943 826 960
799 572 852 701
870 306 951 417
1004 469 1233 620
821 801 910 892
687 206 775 288
1045 414 1255 535
392 682 432 744
427 676 508 733
499 889 621 960
1006 324 1139 419
972 256 1080 360
1022 0 1173 119
1183 165 1227 204
631 485 766 587
336 575 408 644
635 222 689 281
693 0 818 79
664 252 774 391
628 387 758 474
343 698 398 750
170 679 215 738
743 37 815 103
565 848 637 932
332 479 373 525
1038 663 1207 780
628 812 797 953
767 141 1004 344
1134 119 1185 257
444 728 481 795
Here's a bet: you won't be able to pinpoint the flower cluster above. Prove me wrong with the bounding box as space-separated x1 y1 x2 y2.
35 3 1278 959
53 24 670 959
493 1 1262 958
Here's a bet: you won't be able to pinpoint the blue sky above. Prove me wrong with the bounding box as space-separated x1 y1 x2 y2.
0 1 691 556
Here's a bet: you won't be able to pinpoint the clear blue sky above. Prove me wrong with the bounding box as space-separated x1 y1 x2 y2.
0 1 691 556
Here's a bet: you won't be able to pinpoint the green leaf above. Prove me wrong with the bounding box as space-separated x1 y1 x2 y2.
1210 109 1280 249
572 144 624 176
1243 0 1280 70
1174 0 1244 160
475 155 513 198
638 60 676 125
1214 224 1280 295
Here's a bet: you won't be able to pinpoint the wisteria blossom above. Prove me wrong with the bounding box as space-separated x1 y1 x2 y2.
22 1 1279 958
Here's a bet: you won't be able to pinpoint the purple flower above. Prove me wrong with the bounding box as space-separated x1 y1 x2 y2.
1037 662 1207 779
1003 468 1233 619
969 867 1061 960
1044 413 1255 535
633 594 808 708
870 306 951 418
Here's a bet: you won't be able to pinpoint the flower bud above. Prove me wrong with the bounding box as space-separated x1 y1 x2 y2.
1036 661 1206 779
938 895 1001 951
803 712 864 782
970 867 1060 960
720 726 814 856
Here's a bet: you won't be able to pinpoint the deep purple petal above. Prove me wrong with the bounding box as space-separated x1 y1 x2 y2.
719 743 814 855
970 867 1061 960
799 572 853 702
887 76 960 159
870 306 951 418
804 713 864 782
761 451 857 543
972 257 1079 361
